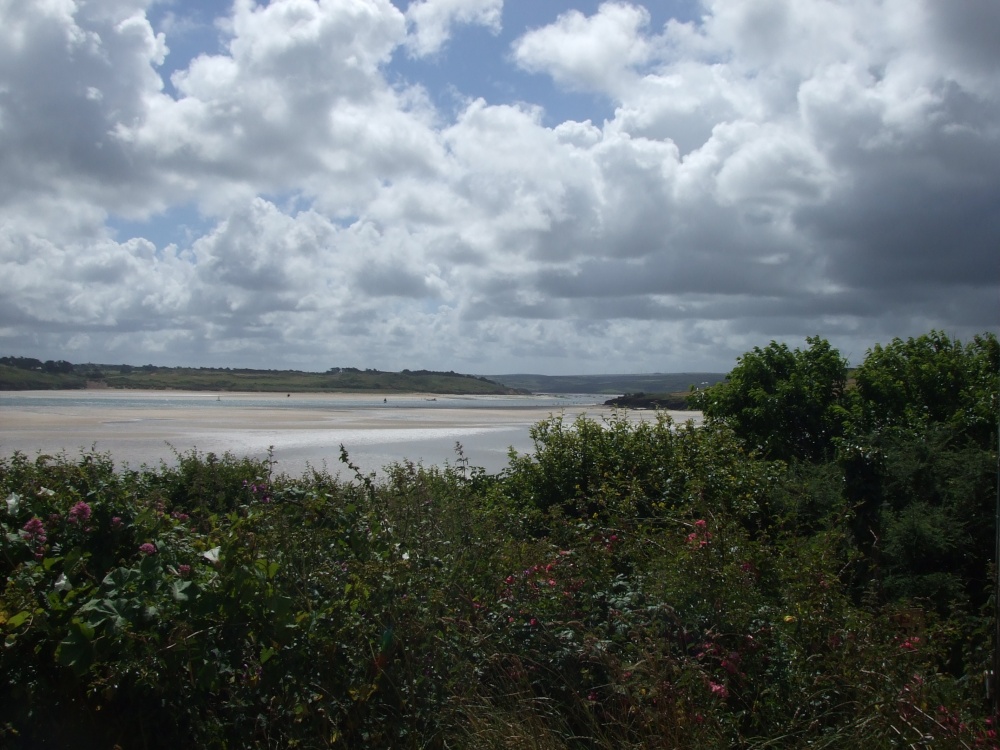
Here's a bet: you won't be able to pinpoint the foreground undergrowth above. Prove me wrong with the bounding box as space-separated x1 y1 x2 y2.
1 331 997 748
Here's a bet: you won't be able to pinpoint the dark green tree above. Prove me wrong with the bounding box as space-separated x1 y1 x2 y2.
690 336 850 462
840 331 999 614
850 330 999 449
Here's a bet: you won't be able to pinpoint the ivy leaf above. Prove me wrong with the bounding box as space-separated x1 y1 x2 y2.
56 622 94 675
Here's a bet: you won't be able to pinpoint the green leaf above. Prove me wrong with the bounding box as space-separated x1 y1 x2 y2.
56 623 94 675
260 645 276 665
6 610 31 630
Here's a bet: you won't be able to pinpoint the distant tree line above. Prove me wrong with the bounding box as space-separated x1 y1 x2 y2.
0 356 75 374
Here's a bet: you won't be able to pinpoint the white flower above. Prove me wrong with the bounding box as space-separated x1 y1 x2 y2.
202 546 221 564
5 493 20 514
54 573 72 592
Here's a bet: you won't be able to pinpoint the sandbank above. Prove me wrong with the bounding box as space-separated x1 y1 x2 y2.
0 390 700 476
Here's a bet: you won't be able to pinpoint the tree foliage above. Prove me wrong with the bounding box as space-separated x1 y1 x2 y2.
690 335 849 462
851 330 999 448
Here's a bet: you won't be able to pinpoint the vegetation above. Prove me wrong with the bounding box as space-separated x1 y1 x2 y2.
0 359 524 395
0 357 87 390
0 330 997 748
491 372 726 395
603 391 693 409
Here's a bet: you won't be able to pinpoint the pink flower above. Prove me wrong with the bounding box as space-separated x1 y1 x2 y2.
139 542 157 556
529 618 538 627
709 681 729 699
694 519 707 529
68 501 92 525
177 564 192 578
22 517 47 544
111 516 123 529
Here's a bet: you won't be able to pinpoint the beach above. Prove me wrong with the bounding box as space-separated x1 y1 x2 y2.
0 390 702 476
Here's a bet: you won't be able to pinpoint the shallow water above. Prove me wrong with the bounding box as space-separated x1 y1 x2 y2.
0 390 700 476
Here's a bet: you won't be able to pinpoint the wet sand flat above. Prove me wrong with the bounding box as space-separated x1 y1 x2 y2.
1 391 697 476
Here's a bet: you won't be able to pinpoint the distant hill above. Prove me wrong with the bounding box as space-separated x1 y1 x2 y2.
489 372 726 395
0 358 525 395
1 355 728 398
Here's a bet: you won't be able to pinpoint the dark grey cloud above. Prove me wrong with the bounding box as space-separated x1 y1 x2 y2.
356 264 435 298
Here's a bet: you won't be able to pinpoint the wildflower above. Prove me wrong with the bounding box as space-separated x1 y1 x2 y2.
722 652 741 674
21 517 47 545
6 492 21 514
54 573 72 592
139 542 157 555
68 501 92 525
709 681 729 699
177 564 192 578
171 511 190 522
694 519 707 529
111 516 123 529
529 618 538 627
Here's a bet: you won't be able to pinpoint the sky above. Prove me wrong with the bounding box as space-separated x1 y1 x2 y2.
0 0 997 375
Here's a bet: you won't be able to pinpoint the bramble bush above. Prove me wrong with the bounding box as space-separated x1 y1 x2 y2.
0 330 997 748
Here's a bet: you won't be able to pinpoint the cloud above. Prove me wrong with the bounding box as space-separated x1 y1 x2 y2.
0 0 168 216
404 0 503 58
0 0 996 374
511 2 653 95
